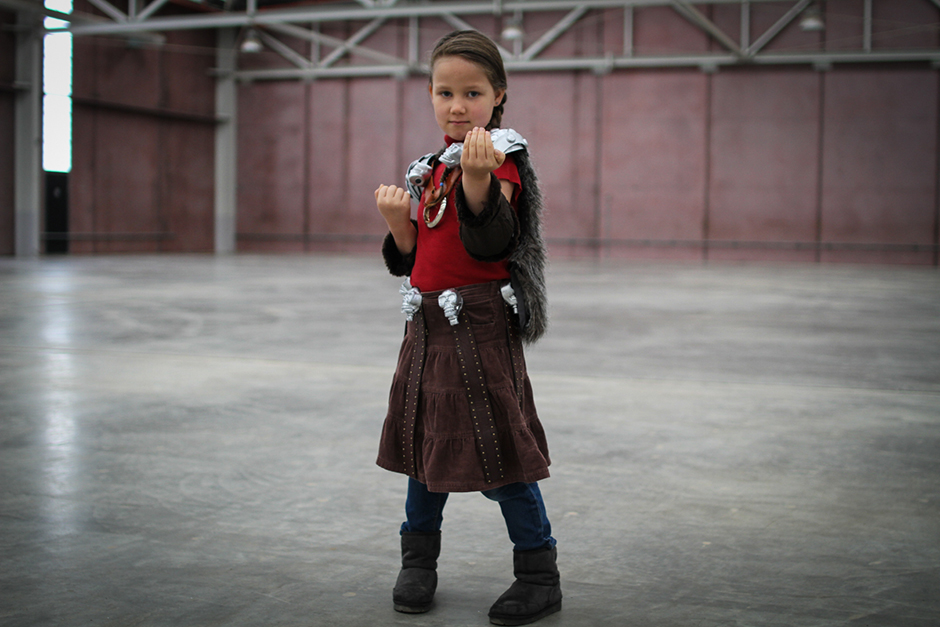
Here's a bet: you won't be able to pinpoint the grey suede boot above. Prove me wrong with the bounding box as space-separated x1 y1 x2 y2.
393 531 441 613
488 546 562 626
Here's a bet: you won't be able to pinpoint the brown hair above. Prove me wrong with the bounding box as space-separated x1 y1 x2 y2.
430 30 508 130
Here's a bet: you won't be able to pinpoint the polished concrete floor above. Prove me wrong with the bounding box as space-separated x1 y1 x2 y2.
1 254 938 627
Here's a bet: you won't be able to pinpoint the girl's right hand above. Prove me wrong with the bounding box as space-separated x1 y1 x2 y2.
376 185 417 255
375 184 411 228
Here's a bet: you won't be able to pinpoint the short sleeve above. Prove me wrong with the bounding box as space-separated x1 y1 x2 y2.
492 154 521 204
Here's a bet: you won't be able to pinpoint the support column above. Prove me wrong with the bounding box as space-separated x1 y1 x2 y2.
14 11 42 258
214 27 237 254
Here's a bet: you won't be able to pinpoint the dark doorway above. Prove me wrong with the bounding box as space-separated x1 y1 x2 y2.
45 172 69 254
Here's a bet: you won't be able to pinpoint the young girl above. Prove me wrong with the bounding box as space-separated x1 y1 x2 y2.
374 30 559 626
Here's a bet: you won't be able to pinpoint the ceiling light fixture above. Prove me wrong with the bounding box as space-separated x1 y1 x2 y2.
800 3 825 32
501 15 524 42
240 28 263 54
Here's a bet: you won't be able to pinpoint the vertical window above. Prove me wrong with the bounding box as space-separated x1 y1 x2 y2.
43 0 73 173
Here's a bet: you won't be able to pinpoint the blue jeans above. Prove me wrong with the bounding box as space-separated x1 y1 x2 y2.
401 477 556 552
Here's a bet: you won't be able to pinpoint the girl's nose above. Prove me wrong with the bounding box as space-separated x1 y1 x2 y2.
450 99 466 113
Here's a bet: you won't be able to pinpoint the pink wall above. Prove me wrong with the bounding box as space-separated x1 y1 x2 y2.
56 1 940 265
68 0 216 254
820 68 938 264
233 3 939 265
709 69 821 263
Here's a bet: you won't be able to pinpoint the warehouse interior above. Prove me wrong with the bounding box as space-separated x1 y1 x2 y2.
1 1 939 626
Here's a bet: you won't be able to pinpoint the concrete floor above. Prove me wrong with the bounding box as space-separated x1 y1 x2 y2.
1 254 938 627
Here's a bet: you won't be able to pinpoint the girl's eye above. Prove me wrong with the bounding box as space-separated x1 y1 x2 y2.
439 91 452 97
467 91 479 98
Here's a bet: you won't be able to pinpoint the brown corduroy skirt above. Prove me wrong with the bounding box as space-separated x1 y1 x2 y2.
376 280 551 493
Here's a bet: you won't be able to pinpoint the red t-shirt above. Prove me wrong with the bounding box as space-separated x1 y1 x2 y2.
410 143 522 292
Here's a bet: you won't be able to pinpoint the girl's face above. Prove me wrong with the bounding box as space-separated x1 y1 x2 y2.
429 55 505 142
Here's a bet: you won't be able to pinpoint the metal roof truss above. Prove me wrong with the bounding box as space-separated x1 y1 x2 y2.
7 0 940 79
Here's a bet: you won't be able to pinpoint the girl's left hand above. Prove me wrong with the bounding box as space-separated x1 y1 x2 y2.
461 127 506 181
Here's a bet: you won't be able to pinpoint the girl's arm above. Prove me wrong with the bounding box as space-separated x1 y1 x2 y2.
454 128 520 262
375 184 417 255
460 127 514 213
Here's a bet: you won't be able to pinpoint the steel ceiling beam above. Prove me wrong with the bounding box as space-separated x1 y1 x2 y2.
440 12 514 59
519 5 587 62
263 21 403 65
0 0 108 23
256 27 311 68
745 0 810 56
5 0 937 79
137 0 171 21
85 0 127 23
672 0 744 56
61 0 831 36
232 48 940 81
319 16 386 67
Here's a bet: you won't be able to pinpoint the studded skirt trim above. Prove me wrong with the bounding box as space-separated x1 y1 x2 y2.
376 280 551 493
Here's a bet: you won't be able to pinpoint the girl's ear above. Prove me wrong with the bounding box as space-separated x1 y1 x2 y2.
494 89 505 106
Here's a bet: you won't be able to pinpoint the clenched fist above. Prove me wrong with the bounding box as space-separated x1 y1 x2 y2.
375 184 411 229
461 127 506 181
375 184 416 255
